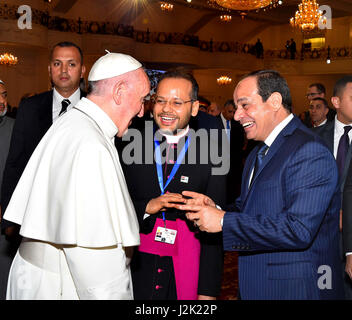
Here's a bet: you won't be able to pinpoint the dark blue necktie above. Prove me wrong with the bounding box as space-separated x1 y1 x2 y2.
59 99 70 116
250 142 268 187
336 125 352 177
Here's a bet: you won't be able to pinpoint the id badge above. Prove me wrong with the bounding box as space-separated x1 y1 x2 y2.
155 226 177 245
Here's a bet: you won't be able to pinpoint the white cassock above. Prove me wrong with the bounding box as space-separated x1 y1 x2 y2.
4 97 140 300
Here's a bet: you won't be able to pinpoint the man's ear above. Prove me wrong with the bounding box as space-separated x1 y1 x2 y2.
112 81 125 105
191 100 199 117
324 107 329 116
268 92 283 111
80 65 86 78
331 96 340 110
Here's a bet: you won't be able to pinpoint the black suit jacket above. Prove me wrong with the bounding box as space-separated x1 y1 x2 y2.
313 120 352 191
1 89 86 230
118 121 226 297
313 120 352 254
217 115 245 202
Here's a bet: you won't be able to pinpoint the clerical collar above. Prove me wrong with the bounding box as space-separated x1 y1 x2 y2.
160 126 190 144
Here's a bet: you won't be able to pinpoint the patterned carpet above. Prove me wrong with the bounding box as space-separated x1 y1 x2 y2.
219 251 238 300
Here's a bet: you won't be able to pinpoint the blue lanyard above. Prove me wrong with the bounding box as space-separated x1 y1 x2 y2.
154 134 191 223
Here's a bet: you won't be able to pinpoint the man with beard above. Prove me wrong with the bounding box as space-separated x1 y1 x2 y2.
119 70 226 300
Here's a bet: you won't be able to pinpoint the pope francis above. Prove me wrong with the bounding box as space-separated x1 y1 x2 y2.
3 52 150 299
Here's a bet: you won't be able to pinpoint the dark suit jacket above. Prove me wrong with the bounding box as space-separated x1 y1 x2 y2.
313 120 352 192
1 89 86 230
217 116 245 202
118 121 226 297
223 116 343 299
313 120 352 256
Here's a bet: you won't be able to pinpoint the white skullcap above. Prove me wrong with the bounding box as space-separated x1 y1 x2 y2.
88 51 142 81
0 80 4 85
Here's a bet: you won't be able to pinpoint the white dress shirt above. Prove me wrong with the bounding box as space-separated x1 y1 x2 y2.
333 116 352 159
52 88 81 122
248 113 294 186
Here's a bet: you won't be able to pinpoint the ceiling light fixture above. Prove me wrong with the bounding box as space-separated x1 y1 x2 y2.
160 2 174 11
210 0 282 11
290 0 325 32
0 53 18 66
217 76 232 85
220 14 232 22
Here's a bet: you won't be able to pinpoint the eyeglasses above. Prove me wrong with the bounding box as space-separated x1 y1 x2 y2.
153 96 195 108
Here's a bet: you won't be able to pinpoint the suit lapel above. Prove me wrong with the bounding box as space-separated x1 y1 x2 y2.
38 90 53 134
321 121 335 152
242 116 300 205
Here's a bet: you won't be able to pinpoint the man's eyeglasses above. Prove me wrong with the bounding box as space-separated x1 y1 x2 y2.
153 96 195 108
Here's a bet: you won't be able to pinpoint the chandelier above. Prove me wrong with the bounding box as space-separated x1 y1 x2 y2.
212 0 281 11
160 2 174 11
290 0 324 32
220 15 232 22
0 53 18 66
217 76 232 85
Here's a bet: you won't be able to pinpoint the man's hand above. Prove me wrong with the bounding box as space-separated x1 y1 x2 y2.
145 193 186 214
176 203 225 233
198 295 216 300
181 191 216 207
346 255 352 280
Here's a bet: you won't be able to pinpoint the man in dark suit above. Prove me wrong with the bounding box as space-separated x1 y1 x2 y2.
119 70 226 300
1 41 86 241
218 99 245 203
178 70 344 299
302 83 336 127
323 75 352 299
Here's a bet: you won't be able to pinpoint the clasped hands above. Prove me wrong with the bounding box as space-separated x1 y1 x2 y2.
145 191 225 233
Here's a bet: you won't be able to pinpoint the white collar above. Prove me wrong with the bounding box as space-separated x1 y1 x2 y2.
335 115 352 133
160 125 190 144
53 87 80 105
74 97 118 139
264 113 294 147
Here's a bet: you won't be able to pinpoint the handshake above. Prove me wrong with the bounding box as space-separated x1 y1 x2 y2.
145 191 226 233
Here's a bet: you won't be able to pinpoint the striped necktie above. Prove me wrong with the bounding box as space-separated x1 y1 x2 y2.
250 142 269 187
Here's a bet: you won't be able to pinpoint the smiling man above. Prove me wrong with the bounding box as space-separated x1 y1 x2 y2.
1 42 86 242
119 70 226 300
178 69 344 299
